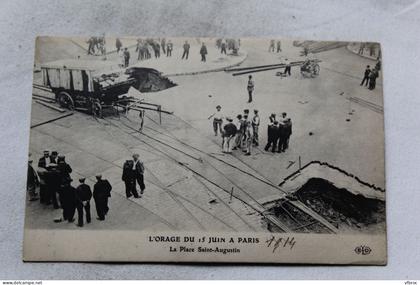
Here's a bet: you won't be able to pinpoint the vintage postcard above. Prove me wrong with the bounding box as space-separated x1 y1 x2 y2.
23 36 386 264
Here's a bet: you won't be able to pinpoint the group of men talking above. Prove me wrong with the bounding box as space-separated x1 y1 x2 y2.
26 150 146 227
209 106 293 156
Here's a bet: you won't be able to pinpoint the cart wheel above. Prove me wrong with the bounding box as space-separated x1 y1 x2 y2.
92 102 102 118
57 91 74 110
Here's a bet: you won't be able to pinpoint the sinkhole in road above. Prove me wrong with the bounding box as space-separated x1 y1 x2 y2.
268 178 386 233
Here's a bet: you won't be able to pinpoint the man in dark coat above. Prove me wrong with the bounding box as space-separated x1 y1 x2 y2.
27 158 39 201
122 158 140 199
38 150 54 204
166 40 173 57
368 68 379 90
75 178 92 227
222 117 237 153
360 65 371 87
93 174 112 221
277 121 287 153
55 181 76 223
283 118 293 151
123 48 130 67
131 154 145 195
200 43 208 62
264 121 279 153
181 40 190 59
115 38 122 53
247 75 254 103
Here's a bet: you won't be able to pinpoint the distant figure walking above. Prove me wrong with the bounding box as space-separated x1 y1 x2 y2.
221 40 227 55
123 48 130 67
264 121 279 153
182 41 190 59
200 43 208 62
269 39 275 52
276 40 282 53
247 75 254 103
252 110 260 146
115 38 122 53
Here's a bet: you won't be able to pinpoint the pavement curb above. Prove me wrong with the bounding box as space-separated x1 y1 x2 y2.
346 44 378 61
163 52 248 77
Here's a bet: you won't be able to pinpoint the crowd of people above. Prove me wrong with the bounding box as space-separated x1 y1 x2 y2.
26 151 146 227
100 38 240 68
209 106 293 156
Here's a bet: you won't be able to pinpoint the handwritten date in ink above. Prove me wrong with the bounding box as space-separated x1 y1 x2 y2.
265 236 296 253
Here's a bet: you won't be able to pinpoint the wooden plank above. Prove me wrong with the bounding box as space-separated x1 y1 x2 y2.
288 200 338 234
31 112 74 129
35 100 66 113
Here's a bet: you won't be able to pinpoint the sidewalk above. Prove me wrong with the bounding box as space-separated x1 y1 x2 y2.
70 37 248 77
346 43 380 61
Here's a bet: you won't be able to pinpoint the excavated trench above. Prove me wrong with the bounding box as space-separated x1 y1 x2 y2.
267 178 386 234
127 67 176 92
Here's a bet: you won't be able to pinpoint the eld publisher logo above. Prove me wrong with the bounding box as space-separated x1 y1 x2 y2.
354 245 372 255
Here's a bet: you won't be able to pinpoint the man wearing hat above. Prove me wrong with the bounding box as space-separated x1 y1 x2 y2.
252 110 260 146
54 179 76 223
27 158 39 201
208 105 224 136
38 150 54 204
265 121 280 153
76 178 92 227
122 157 141 199
283 118 293 151
93 175 112 220
222 117 237 153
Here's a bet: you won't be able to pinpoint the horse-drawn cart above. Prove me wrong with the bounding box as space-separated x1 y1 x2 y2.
39 59 174 118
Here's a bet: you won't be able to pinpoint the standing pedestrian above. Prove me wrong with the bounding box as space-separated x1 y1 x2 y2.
166 40 173 57
55 181 76 223
284 59 291 76
243 121 254 156
221 40 227 55
37 150 52 204
27 158 39 201
360 65 371 87
161 38 166 55
269 40 275 52
200 42 208 62
276 40 282 53
283 118 292 151
264 121 279 153
116 38 122 53
75 178 92 227
181 40 190 59
252 110 260 146
208 105 223 136
233 114 243 150
93 174 112 221
123 47 130 67
122 159 140 199
368 68 379 90
222 117 237 153
247 75 254 103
